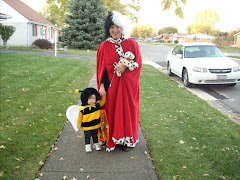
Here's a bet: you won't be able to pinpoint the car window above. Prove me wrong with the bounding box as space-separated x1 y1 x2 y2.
184 45 225 58
178 46 183 55
172 45 180 55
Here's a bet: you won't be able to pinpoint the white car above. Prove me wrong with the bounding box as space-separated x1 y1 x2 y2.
166 42 240 87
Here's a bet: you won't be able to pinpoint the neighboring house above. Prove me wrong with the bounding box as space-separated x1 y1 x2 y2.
175 33 215 43
233 32 240 48
172 33 191 43
0 0 55 46
155 33 173 43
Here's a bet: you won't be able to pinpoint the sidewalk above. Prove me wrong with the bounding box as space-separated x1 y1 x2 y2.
37 73 158 180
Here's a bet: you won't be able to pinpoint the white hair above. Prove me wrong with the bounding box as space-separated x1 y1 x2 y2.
112 11 131 38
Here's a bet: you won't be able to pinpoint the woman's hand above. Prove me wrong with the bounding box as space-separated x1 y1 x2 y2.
114 62 127 74
99 83 106 96
77 125 81 130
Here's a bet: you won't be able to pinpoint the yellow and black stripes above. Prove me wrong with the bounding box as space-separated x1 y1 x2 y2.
77 96 106 131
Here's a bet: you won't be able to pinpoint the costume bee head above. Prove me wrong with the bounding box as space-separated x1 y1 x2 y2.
75 87 99 106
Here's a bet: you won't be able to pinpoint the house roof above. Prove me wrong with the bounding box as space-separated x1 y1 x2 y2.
3 0 53 25
233 32 240 37
174 33 191 37
183 33 215 38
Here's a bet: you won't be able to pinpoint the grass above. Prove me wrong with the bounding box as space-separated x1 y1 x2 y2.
140 65 240 179
230 56 240 59
219 46 240 53
0 45 97 56
0 53 96 179
0 52 239 180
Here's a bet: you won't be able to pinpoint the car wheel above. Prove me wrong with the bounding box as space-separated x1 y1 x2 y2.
227 83 236 87
183 69 192 87
167 62 174 76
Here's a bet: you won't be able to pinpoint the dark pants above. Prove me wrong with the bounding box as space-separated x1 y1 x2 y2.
84 129 98 145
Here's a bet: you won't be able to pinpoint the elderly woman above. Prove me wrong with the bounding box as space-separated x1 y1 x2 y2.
97 11 142 152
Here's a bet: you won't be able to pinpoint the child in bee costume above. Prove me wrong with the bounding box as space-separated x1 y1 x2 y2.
76 87 106 152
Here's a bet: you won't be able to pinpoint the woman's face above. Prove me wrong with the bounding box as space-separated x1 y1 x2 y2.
109 24 123 39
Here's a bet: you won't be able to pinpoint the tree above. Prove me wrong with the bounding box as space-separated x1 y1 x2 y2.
103 0 140 23
158 26 178 35
61 0 106 50
131 24 156 39
40 0 71 27
0 24 15 46
187 10 219 35
227 28 240 41
41 0 141 27
161 0 187 18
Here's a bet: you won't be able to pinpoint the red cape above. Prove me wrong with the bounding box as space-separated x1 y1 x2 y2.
96 38 142 150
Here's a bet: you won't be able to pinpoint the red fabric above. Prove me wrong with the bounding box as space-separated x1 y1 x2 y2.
96 38 142 150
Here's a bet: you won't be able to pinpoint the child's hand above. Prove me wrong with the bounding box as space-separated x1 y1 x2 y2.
99 84 106 96
77 125 81 129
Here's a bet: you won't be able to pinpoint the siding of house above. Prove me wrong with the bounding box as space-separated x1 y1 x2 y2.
236 35 240 48
0 22 28 46
0 0 55 46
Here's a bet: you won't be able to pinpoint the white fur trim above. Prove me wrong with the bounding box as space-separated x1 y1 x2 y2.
106 146 115 152
112 11 131 39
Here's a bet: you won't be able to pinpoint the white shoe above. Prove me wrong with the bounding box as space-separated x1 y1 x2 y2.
85 144 92 152
93 143 101 151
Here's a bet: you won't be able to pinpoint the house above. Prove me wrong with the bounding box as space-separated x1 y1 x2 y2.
173 33 215 43
0 0 55 46
171 33 191 43
155 34 173 43
233 32 240 48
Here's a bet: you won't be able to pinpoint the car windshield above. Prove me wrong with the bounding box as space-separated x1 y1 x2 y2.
184 45 225 58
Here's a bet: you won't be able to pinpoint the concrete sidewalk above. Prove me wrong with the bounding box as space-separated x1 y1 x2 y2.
37 73 158 180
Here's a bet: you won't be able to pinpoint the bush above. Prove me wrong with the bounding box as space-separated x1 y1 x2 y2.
174 40 178 44
32 39 53 49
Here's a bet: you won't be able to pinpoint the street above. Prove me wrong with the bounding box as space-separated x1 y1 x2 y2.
139 44 240 123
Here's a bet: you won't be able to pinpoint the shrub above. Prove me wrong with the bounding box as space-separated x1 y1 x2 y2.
0 24 16 46
174 40 178 44
32 39 53 49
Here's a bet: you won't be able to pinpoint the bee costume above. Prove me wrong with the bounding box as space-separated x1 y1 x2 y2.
76 88 106 151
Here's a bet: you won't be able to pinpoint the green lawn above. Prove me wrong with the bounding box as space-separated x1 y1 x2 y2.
0 53 96 179
0 53 239 179
140 65 240 179
0 46 97 56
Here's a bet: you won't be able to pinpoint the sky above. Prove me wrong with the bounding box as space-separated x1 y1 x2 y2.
21 0 240 33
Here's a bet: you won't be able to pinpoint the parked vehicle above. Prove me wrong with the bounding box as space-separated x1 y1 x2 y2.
166 42 240 87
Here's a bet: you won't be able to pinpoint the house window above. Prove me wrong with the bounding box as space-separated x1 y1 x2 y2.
207 38 211 41
47 27 50 39
35 25 38 36
196 38 201 41
40 26 43 36
32 24 34 36
45 27 47 38
179 37 185 42
51 27 53 39
32 24 37 36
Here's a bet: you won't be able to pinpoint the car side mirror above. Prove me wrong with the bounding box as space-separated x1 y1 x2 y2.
176 54 182 59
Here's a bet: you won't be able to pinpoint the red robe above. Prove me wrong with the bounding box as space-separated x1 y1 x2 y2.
96 38 142 151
